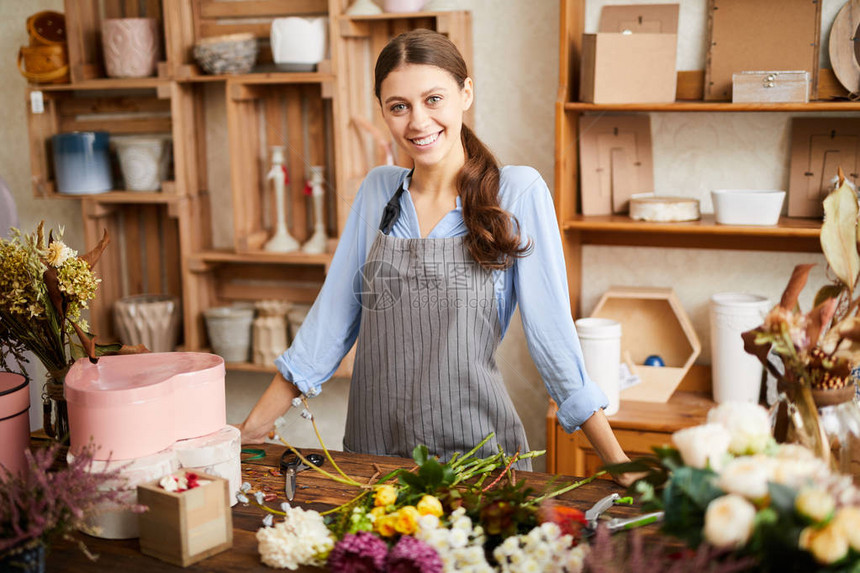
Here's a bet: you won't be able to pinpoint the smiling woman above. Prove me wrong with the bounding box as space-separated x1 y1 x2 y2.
239 29 631 481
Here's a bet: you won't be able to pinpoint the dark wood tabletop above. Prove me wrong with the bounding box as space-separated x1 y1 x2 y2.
45 444 647 572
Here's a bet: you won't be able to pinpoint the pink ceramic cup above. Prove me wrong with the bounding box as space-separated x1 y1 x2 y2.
101 17 160 78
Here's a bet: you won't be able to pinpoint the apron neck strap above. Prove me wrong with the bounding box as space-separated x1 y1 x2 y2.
378 170 413 235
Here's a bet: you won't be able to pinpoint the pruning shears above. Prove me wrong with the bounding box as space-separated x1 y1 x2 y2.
584 493 664 535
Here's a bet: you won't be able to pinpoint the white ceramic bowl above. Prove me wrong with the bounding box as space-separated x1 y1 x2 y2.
711 189 786 226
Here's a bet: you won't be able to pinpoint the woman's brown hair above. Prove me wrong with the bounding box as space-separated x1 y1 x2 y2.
374 29 532 270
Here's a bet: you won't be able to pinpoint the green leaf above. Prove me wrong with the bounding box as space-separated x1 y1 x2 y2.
412 444 429 467
768 482 797 515
418 458 444 488
398 471 424 491
821 179 860 291
440 465 456 487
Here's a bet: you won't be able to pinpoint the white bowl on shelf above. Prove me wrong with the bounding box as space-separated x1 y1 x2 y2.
711 189 786 226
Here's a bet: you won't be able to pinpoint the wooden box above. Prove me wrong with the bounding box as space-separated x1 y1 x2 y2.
732 71 810 103
589 286 701 403
137 471 233 567
579 4 679 104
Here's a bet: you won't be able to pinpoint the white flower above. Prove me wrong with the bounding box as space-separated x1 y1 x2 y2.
254 491 265 505
770 456 828 488
707 402 772 455
262 513 274 527
241 482 252 493
703 494 756 549
795 488 836 523
256 507 333 569
46 241 76 267
236 493 249 504
671 423 731 471
717 456 772 500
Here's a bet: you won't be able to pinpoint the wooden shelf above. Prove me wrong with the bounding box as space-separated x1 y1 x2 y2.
564 100 860 112
28 77 169 91
182 72 334 84
563 214 822 252
224 345 355 379
344 10 460 21
192 250 333 266
79 189 181 204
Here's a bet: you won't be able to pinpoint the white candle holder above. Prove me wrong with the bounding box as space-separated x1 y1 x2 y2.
264 146 300 253
301 166 328 254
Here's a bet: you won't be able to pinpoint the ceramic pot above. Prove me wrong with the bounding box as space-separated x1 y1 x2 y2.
204 306 255 363
709 292 770 403
114 294 181 353
252 300 290 366
346 0 382 15
52 132 112 195
113 136 171 191
270 17 327 71
0 372 30 476
101 18 160 78
575 318 621 415
383 0 425 12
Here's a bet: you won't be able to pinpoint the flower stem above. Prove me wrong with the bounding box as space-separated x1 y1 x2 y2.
529 471 606 505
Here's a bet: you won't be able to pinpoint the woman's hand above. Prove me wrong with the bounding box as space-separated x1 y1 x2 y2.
580 409 640 488
232 422 270 445
236 372 301 445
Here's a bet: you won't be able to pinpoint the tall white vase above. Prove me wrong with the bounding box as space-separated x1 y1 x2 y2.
709 292 771 403
575 317 622 415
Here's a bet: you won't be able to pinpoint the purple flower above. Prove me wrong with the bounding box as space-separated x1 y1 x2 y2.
386 536 442 573
328 531 388 573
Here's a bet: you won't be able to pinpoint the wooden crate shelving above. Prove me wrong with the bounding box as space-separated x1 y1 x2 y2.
226 81 335 253
27 86 177 199
65 0 166 83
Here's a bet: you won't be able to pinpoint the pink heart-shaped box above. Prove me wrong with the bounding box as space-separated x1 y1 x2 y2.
66 353 226 460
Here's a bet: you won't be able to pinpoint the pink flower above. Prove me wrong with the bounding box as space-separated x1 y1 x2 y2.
386 535 442 573
328 531 388 573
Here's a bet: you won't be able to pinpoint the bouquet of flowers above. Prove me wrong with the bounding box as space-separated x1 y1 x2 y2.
0 443 145 566
607 401 860 572
0 222 136 438
239 399 598 572
743 172 860 463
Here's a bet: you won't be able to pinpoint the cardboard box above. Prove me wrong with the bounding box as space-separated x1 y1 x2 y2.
590 287 700 403
138 471 233 567
732 71 810 103
579 4 679 104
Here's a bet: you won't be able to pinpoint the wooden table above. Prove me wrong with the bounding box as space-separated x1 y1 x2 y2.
46 444 646 572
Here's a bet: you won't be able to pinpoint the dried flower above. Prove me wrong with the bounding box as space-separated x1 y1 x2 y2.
387 535 443 573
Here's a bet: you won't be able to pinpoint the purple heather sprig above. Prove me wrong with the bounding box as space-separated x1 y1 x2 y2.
386 535 443 573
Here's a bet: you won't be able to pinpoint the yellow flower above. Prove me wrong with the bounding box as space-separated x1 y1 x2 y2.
393 506 420 535
795 488 835 524
370 506 387 521
374 484 397 507
833 507 860 551
416 495 444 517
374 514 397 537
799 523 849 565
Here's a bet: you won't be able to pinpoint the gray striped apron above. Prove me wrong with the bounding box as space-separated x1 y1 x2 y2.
344 197 531 470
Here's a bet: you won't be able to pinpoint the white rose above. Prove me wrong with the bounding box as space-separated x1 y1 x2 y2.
770 456 828 488
707 402 773 455
703 494 756 549
795 487 836 523
717 456 772 501
672 423 731 471
799 523 849 565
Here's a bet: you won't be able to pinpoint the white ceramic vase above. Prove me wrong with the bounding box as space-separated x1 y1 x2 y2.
204 306 255 363
113 136 170 191
252 300 290 366
346 0 383 15
270 17 327 71
114 294 181 353
709 292 771 403
575 317 622 415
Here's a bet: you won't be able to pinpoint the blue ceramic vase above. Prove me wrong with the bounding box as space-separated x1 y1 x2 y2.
51 131 112 195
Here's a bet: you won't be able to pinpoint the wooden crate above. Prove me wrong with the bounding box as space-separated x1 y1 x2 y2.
332 10 472 235
64 0 166 82
27 87 176 199
137 471 233 567
164 0 331 79
226 82 334 252
82 199 185 344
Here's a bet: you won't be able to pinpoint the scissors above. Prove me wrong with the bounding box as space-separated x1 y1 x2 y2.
584 493 664 535
279 449 325 502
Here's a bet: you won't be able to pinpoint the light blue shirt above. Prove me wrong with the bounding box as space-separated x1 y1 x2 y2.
275 165 608 432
